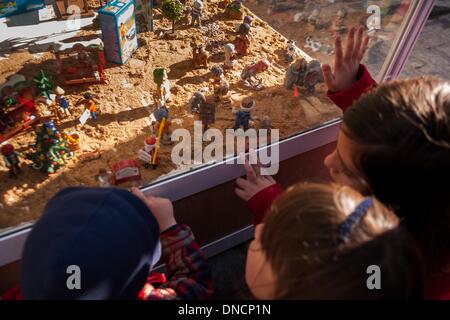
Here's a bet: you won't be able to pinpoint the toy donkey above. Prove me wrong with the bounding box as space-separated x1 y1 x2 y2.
284 58 324 94
192 44 209 68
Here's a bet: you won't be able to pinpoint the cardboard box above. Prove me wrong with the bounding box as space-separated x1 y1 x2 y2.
0 0 45 18
99 0 138 64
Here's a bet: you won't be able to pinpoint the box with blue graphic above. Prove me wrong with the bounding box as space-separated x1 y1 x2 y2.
99 0 138 65
0 0 45 18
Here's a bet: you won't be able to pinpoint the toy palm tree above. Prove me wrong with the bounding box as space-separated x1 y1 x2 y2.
33 70 54 100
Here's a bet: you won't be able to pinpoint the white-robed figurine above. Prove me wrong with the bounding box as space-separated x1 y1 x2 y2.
224 43 237 69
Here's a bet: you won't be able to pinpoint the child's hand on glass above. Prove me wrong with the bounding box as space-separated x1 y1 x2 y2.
132 188 177 232
321 27 370 93
235 160 277 201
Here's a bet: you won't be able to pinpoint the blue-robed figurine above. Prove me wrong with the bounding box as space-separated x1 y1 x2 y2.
233 98 255 131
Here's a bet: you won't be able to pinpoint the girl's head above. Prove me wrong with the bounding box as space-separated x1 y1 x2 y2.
246 183 423 299
323 77 450 271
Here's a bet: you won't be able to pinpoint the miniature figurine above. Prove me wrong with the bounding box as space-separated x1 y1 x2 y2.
188 90 206 113
73 43 92 66
238 21 251 36
1 143 21 178
138 135 159 169
305 36 333 55
285 40 302 63
243 15 253 26
332 9 347 33
223 43 237 69
211 66 224 84
234 24 251 56
241 59 271 90
192 44 209 69
307 8 320 29
233 98 255 131
153 68 171 104
96 168 112 187
191 0 204 27
284 58 324 95
86 93 98 121
225 0 243 20
199 98 216 131
213 79 233 109
55 86 70 117
152 101 172 145
261 115 272 132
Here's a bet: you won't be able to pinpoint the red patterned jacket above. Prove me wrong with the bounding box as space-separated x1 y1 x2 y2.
246 65 450 300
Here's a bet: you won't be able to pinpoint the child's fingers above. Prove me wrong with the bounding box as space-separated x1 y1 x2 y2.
344 27 356 61
334 35 344 70
321 64 335 90
353 27 364 59
243 161 258 182
248 149 261 176
265 175 276 184
358 35 370 61
132 187 147 202
235 187 248 200
236 177 250 189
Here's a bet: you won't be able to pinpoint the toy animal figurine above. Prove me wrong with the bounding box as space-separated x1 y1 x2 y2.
234 25 251 56
307 8 320 29
304 36 334 55
285 40 302 63
191 0 204 27
96 168 112 187
284 58 324 95
192 44 209 68
332 9 347 33
199 99 216 131
138 135 159 168
55 86 70 117
153 68 171 104
1 144 21 178
223 43 237 69
241 59 271 91
188 90 206 113
233 98 255 131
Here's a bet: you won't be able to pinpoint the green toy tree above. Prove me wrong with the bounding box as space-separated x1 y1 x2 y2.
33 70 54 100
161 0 184 33
26 121 72 174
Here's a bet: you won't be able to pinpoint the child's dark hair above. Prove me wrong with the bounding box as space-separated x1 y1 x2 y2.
260 183 423 299
342 77 450 274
